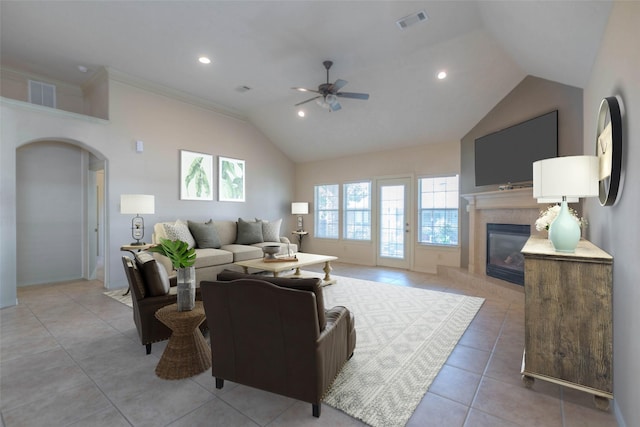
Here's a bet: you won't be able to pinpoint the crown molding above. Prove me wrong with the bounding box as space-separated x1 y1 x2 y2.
105 67 248 122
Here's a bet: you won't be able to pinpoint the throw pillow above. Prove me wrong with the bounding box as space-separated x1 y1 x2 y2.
163 219 196 249
188 220 222 249
259 218 282 242
235 218 264 245
135 252 170 297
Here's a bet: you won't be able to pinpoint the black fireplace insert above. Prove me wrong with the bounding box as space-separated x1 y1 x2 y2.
486 223 530 285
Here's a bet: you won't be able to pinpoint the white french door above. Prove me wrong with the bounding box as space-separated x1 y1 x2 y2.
376 177 412 269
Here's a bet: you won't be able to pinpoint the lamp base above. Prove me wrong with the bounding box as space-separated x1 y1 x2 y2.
130 241 146 246
548 200 580 253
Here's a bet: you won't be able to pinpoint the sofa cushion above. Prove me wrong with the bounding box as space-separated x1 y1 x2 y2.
193 248 233 268
220 244 264 262
235 218 264 245
216 269 327 330
188 220 222 249
163 219 196 249
258 218 282 242
135 252 170 296
212 220 236 246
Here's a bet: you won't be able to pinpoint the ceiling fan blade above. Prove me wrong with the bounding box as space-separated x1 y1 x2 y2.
292 87 321 94
295 96 321 106
330 101 342 112
329 79 348 92
337 92 370 100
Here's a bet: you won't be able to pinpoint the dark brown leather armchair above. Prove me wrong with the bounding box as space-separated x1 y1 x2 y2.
121 255 205 354
200 270 356 418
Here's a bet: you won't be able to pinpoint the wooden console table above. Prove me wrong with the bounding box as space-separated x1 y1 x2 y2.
520 236 613 409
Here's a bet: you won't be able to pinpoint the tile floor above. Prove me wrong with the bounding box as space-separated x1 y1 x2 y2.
0 263 618 427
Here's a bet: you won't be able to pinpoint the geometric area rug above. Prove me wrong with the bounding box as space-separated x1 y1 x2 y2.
103 288 133 307
319 275 484 427
105 273 484 426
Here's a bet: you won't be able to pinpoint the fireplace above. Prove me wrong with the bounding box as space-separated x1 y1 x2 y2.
486 223 530 285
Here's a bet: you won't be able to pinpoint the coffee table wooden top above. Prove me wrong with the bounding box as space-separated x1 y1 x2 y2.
234 252 337 274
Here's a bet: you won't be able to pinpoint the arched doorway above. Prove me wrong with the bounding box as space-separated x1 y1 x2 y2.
16 138 108 287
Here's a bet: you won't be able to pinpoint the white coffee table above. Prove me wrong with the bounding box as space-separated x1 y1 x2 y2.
234 252 338 286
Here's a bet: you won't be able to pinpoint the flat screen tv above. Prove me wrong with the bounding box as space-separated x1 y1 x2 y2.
474 110 558 187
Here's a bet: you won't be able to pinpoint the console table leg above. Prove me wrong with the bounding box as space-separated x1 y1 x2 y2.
593 396 610 411
522 375 535 389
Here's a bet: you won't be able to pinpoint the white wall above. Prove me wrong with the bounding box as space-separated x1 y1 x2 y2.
582 2 640 425
1 72 296 307
295 141 460 273
16 141 85 285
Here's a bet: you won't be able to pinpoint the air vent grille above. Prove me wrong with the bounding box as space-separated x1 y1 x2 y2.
28 80 56 108
396 10 428 30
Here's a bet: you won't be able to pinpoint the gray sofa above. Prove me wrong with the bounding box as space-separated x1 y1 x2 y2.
152 218 297 283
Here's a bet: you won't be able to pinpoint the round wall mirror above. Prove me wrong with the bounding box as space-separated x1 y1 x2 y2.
595 96 622 206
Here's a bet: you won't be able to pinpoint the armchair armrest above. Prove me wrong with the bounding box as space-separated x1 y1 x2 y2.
280 236 291 244
316 306 354 392
168 274 177 287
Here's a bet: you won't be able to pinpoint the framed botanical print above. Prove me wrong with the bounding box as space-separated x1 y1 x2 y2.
218 156 245 202
180 150 213 201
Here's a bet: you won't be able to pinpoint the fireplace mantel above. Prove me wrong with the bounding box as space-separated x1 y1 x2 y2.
463 188 541 277
462 187 538 210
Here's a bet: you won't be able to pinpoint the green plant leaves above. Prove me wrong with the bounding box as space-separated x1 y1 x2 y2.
147 238 196 269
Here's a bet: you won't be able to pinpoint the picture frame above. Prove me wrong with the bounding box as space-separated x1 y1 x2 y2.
218 156 245 202
180 150 213 201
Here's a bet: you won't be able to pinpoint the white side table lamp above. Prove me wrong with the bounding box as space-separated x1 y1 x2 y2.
533 156 598 253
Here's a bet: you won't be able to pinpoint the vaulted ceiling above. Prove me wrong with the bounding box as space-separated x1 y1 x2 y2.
0 1 612 163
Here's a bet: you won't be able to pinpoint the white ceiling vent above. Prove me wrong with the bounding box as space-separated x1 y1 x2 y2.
28 80 56 108
396 10 428 30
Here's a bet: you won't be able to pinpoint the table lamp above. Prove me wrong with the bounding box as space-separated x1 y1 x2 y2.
291 202 309 231
120 194 155 245
533 156 598 253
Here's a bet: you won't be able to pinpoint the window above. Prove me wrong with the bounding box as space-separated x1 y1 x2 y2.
418 175 459 245
344 181 371 240
314 184 339 239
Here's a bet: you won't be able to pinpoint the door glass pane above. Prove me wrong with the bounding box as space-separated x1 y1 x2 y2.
379 185 405 258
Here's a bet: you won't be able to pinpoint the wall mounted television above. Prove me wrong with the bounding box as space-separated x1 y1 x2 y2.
474 110 558 187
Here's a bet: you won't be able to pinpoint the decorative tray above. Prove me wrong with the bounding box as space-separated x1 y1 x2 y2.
262 257 298 263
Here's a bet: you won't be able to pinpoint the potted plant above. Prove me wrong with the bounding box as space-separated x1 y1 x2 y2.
148 238 196 311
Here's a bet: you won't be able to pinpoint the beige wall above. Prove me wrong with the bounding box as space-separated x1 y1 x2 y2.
0 67 86 115
582 2 640 425
1 72 295 307
295 141 460 273
459 76 584 268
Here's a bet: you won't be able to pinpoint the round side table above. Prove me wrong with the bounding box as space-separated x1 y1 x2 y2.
154 301 211 380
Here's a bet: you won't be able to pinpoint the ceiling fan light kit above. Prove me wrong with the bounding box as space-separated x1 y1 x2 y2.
293 60 369 112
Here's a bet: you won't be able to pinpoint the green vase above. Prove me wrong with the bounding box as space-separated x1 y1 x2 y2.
548 200 580 253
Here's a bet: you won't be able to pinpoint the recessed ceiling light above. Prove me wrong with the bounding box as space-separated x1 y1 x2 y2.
437 71 447 80
298 110 305 118
198 56 211 64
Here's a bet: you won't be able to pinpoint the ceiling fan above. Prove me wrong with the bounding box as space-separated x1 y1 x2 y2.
292 60 369 112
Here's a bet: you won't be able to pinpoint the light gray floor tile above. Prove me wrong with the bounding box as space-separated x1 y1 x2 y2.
0 266 620 427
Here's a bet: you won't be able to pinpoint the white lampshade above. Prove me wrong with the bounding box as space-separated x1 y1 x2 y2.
291 202 309 215
532 155 598 253
120 194 155 214
533 156 599 200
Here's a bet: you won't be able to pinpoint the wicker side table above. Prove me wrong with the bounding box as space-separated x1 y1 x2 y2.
154 301 211 380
